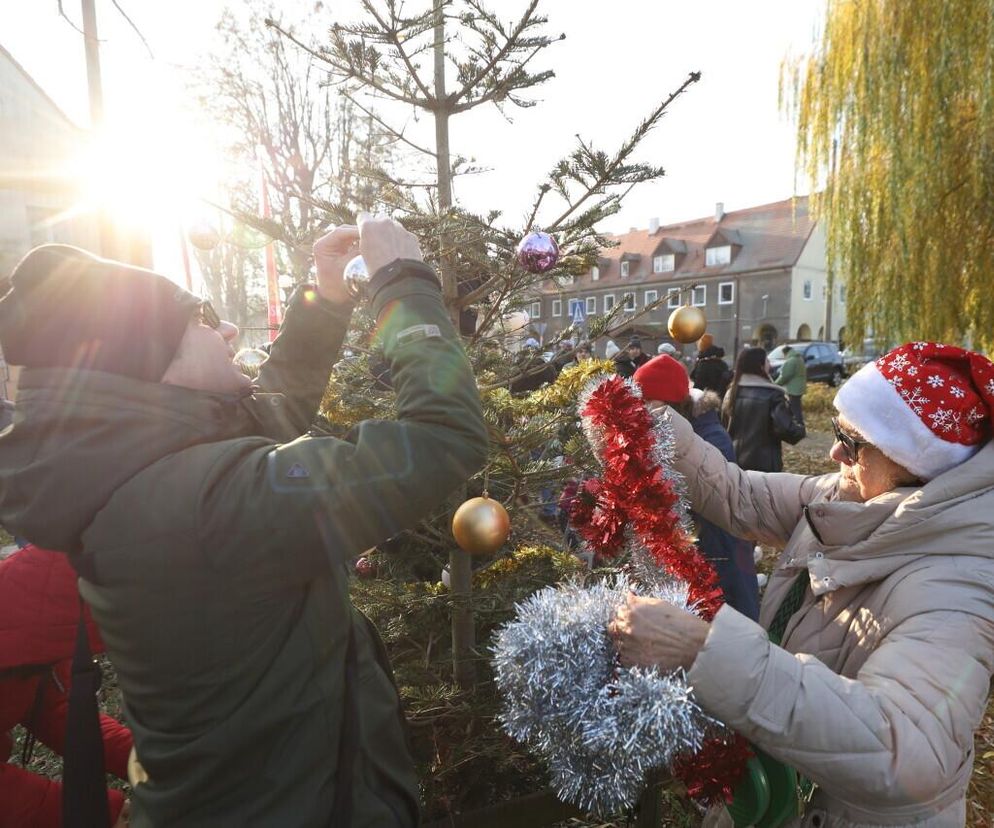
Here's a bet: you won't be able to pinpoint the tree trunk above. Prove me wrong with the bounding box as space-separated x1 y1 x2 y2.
434 0 476 691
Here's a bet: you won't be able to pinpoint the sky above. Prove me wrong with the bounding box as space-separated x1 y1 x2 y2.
0 0 826 262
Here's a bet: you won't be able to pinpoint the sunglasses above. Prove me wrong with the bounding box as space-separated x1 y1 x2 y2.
198 301 221 330
831 417 871 464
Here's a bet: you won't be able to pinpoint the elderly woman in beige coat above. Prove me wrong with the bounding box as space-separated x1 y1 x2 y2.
610 342 994 828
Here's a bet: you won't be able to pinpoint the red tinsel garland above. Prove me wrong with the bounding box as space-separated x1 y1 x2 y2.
569 374 750 804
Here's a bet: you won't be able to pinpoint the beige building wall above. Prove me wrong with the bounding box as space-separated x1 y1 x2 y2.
789 221 847 342
1 47 100 399
0 47 98 279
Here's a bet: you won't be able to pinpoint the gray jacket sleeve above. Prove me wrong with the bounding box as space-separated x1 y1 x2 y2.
667 409 835 547
689 598 992 809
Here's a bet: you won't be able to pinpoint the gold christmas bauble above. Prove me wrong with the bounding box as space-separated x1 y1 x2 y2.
667 304 707 344
452 496 510 555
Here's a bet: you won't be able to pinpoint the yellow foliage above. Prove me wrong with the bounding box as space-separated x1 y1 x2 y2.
785 0 994 351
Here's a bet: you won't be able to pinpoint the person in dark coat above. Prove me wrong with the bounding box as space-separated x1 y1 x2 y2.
721 346 792 472
690 334 731 398
613 337 651 379
633 355 760 619
510 341 558 393
0 216 487 827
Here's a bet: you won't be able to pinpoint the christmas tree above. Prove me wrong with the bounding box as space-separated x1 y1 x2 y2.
235 1 699 818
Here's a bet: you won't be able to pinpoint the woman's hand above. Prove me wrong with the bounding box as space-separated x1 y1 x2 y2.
608 593 710 671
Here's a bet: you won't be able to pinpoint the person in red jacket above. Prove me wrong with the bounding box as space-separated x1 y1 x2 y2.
0 544 131 827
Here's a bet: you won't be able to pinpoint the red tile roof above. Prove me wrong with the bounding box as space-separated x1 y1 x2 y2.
547 195 815 292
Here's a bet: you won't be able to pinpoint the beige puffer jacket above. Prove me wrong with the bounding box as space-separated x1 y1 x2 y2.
667 410 994 827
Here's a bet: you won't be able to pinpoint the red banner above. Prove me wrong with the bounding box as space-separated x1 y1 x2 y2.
259 169 282 341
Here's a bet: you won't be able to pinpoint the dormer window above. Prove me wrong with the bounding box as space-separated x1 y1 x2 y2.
653 254 675 273
591 266 600 281
705 245 732 267
620 261 630 278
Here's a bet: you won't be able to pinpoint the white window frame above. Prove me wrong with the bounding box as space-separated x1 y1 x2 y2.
653 253 675 273
585 296 596 315
705 245 731 267
620 260 630 278
802 279 813 300
604 294 616 312
666 287 681 309
718 281 734 305
552 298 562 317
530 301 541 319
623 292 636 312
591 266 600 281
839 284 847 304
644 289 658 307
692 285 706 307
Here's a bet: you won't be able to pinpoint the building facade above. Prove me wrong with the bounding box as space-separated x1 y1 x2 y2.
530 196 848 357
0 44 102 398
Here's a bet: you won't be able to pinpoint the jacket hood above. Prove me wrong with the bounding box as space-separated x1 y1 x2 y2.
690 388 722 418
805 440 994 592
0 368 254 552
735 373 782 392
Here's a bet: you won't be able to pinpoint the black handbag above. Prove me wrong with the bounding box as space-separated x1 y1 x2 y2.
771 398 806 445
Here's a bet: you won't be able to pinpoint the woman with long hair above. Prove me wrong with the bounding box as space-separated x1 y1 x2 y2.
721 346 792 472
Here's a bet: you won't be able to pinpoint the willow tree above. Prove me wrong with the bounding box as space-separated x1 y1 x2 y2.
785 0 994 352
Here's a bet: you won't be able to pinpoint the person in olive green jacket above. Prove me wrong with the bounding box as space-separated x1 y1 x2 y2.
0 215 488 827
774 343 807 427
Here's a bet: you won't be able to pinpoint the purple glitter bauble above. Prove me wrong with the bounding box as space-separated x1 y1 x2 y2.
516 231 560 273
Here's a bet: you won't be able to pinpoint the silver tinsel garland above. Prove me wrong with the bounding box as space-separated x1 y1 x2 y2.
492 576 713 813
493 376 721 814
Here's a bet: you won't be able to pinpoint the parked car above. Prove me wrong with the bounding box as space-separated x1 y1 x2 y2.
768 341 846 386
841 337 890 373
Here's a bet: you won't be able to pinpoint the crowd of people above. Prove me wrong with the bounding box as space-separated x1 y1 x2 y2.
0 220 992 828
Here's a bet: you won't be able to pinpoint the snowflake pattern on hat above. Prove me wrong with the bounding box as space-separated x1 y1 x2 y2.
876 343 994 446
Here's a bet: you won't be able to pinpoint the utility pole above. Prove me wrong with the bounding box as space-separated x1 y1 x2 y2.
434 0 476 691
81 0 104 125
81 0 119 260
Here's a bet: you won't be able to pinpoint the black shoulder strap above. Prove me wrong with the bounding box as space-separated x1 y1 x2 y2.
332 617 359 827
62 600 110 827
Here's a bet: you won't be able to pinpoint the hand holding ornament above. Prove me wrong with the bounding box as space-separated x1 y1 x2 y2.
312 224 360 306
356 212 423 276
609 592 710 672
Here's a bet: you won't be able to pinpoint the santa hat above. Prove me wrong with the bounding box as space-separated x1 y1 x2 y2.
633 354 691 404
834 342 994 480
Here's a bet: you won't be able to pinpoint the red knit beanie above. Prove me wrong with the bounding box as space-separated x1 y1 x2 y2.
633 354 691 403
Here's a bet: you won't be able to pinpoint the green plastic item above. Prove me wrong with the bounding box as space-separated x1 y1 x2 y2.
754 750 800 828
725 756 771 827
